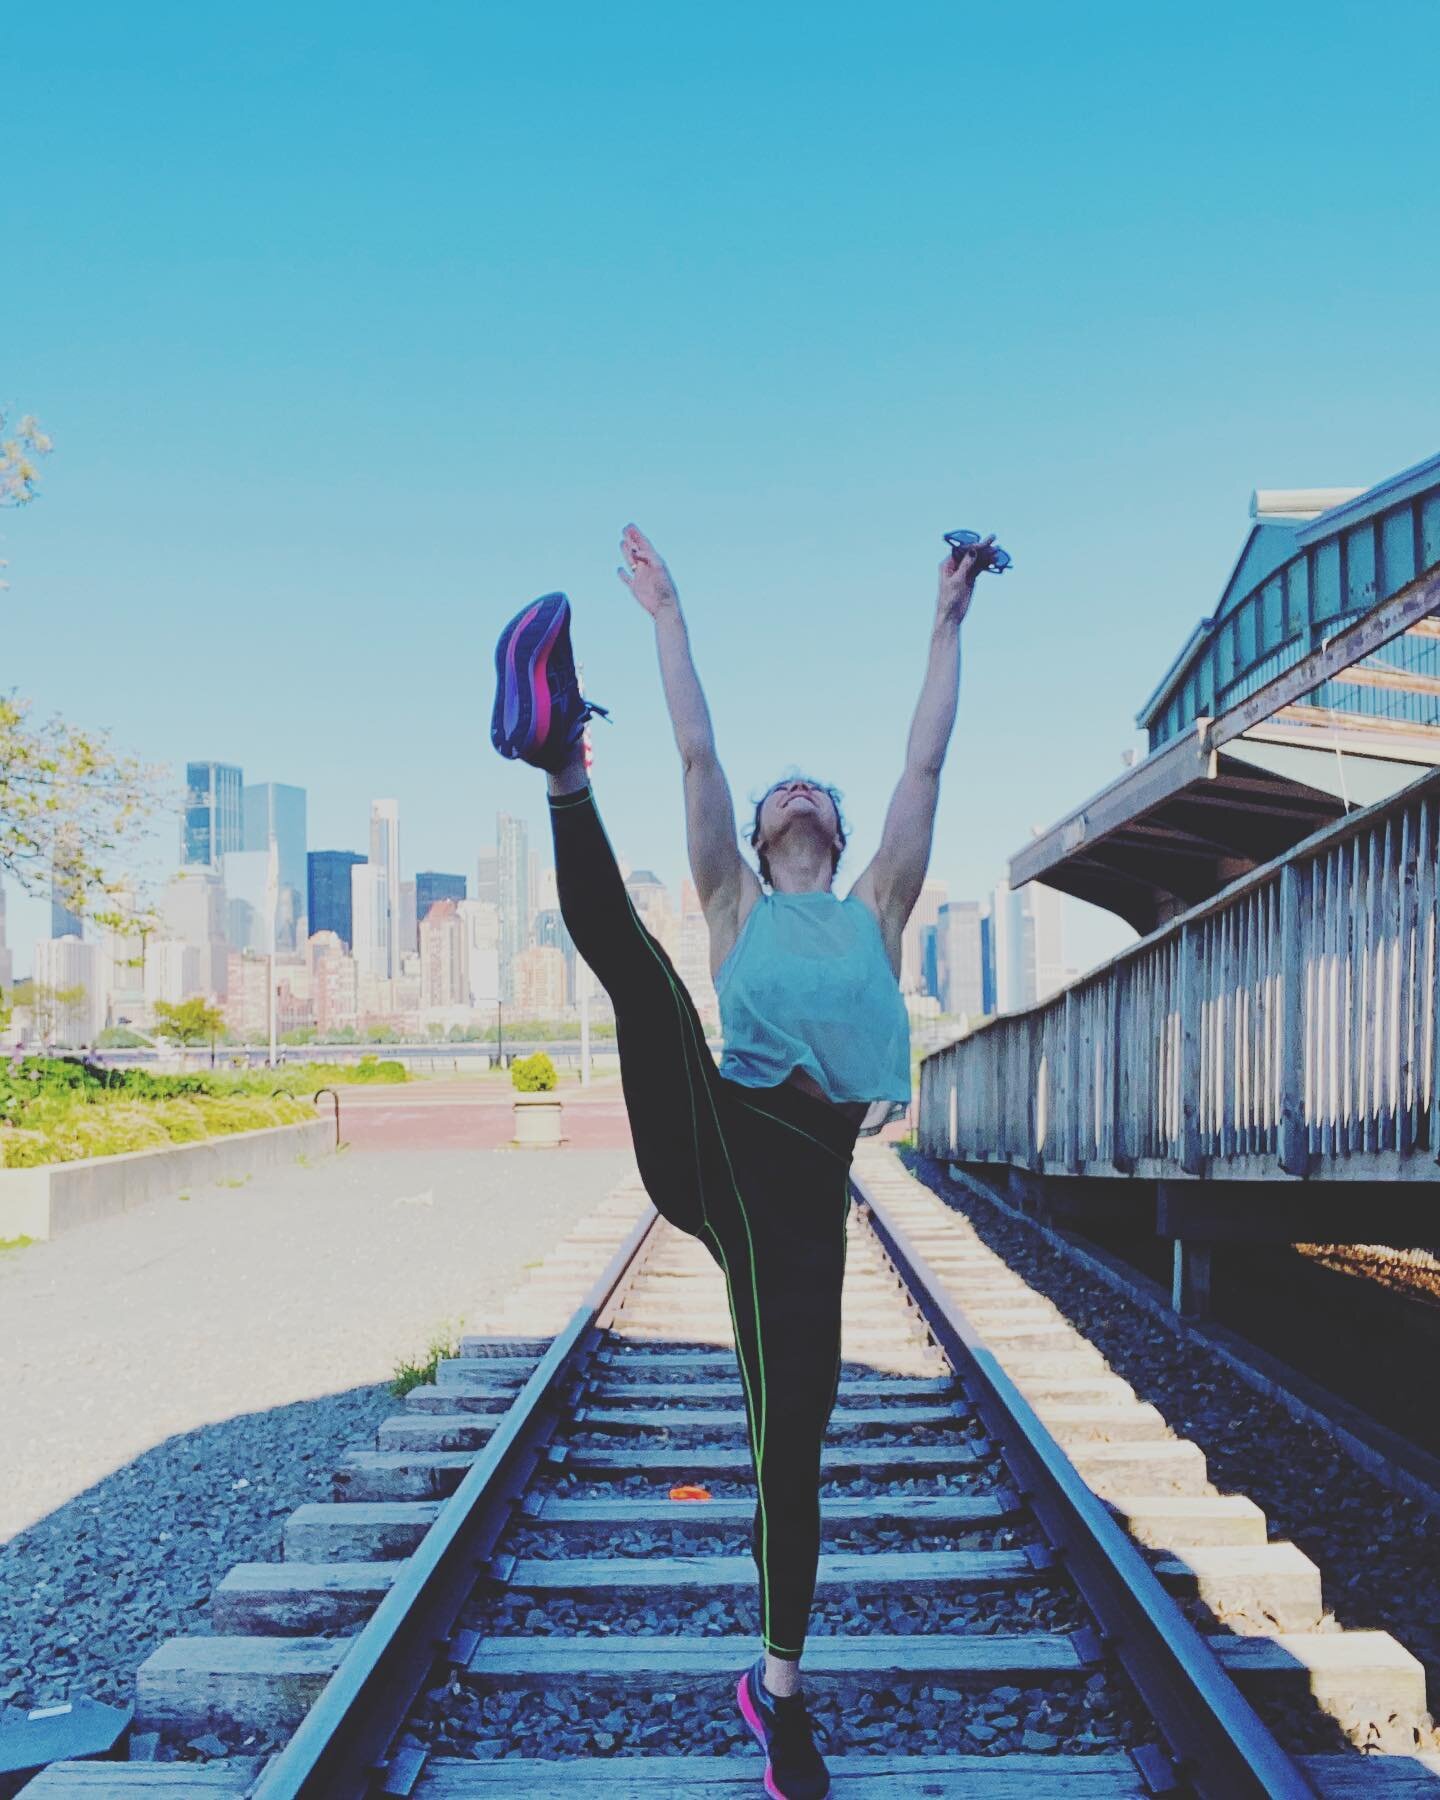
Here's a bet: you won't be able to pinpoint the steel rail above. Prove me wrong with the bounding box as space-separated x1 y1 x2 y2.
250 1204 661 1800
853 1167 1318 1800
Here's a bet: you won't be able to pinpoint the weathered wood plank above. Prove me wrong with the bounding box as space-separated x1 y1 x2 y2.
530 1493 1014 1539
467 1631 1093 1687
503 1549 1038 1597
134 1636 349 1735
577 1404 963 1435
564 1444 978 1478
24 1765 265 1795
410 1753 1149 1797
284 1500 442 1561
212 1561 399 1634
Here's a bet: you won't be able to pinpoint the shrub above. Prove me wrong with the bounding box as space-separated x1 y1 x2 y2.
511 1051 558 1093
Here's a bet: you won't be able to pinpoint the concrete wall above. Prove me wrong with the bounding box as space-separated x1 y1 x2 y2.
0 1117 337 1241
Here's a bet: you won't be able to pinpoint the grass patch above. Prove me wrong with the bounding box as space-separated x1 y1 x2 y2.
390 1319 465 1397
0 1234 36 1254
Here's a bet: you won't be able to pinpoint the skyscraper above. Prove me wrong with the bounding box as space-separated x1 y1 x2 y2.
474 848 498 908
50 892 84 940
369 800 401 979
222 848 275 953
935 900 984 1021
184 762 244 867
351 863 390 982
497 814 529 1003
307 850 365 948
160 867 228 996
417 871 467 923
243 782 307 948
399 879 418 961
50 831 85 938
901 879 949 996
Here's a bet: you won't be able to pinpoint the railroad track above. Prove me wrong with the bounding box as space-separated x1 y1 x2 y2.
25 1153 1436 1797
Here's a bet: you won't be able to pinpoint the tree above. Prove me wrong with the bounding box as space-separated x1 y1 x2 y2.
153 997 226 1055
1 411 161 928
30 982 87 1046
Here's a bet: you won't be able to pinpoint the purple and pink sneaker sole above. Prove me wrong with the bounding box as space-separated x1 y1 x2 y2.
491 591 572 766
737 1670 829 1800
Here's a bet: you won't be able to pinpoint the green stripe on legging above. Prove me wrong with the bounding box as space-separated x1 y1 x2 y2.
579 790 782 1647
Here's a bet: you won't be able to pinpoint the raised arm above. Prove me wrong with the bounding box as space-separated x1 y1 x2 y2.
618 525 760 926
851 537 994 936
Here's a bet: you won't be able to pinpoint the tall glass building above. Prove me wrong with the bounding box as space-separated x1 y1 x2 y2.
244 782 308 948
416 871 467 924
497 814 529 1004
184 762 244 867
307 850 365 949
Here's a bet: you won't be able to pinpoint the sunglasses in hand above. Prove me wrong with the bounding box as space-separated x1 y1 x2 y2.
944 528 1012 574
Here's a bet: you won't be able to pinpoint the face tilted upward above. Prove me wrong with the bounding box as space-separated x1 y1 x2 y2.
752 777 846 881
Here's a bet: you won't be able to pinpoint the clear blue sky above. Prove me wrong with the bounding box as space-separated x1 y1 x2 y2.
4 1 1437 974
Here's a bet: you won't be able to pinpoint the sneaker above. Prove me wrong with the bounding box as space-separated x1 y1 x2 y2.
736 1658 831 1800
490 590 610 771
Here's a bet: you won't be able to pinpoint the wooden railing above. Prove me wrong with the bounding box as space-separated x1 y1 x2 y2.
921 770 1440 1181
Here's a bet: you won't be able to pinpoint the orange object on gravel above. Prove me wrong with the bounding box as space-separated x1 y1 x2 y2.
668 1484 712 1502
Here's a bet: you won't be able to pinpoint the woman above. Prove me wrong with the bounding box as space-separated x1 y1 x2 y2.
490 524 996 1800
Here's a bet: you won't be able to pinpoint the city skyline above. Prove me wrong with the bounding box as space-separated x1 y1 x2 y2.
5 732 1061 1045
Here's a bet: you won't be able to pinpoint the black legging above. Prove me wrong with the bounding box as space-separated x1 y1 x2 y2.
550 783 860 1658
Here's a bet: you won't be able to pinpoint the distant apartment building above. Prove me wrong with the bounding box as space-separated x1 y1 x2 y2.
243 782 307 948
307 850 365 949
420 899 468 1010
224 952 271 1038
625 869 678 960
308 931 358 1035
417 871 466 925
534 906 575 1005
145 939 202 1009
457 899 501 1009
513 944 566 1015
33 935 104 1045
184 761 244 867
678 879 719 1031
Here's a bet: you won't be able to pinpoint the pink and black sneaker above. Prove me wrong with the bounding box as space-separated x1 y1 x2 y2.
737 1659 831 1800
490 591 610 772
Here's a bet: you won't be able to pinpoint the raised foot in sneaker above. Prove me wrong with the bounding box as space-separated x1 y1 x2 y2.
490 590 610 772
736 1658 831 1800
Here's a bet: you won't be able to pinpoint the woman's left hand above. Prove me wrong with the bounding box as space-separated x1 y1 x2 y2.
936 534 995 626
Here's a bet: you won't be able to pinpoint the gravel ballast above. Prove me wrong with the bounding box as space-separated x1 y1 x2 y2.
903 1152 1440 1731
0 1144 635 1713
408 1671 1148 1760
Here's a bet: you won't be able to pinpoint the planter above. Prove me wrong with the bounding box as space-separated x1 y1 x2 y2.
0 1117 337 1242
511 1091 567 1149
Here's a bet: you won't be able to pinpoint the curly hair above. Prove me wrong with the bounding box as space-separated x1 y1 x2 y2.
747 772 850 889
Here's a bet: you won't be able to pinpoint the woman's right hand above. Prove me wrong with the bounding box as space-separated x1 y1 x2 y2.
618 523 681 618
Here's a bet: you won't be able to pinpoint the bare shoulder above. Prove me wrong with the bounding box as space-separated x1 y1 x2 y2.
705 866 763 982
846 866 904 980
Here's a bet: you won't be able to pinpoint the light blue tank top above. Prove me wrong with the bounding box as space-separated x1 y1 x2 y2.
716 890 911 1124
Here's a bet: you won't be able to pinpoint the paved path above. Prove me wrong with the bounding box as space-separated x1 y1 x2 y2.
0 1134 635 1712
339 1075 635 1151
